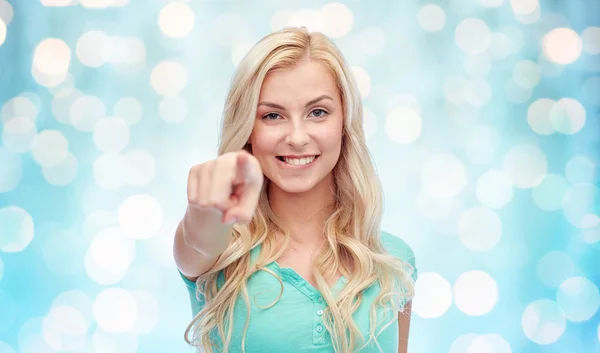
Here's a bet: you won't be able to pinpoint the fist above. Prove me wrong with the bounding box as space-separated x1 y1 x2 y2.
187 150 264 224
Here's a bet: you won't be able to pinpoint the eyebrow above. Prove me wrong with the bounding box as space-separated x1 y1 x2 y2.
257 94 334 110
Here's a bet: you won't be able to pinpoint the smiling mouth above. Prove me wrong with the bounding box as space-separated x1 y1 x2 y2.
276 155 320 166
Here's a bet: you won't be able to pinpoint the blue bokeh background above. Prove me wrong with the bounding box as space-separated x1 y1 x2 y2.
0 0 599 352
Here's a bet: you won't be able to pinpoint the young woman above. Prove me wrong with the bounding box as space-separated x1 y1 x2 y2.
173 26 418 353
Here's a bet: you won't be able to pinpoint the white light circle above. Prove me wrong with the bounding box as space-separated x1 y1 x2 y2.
31 130 69 168
93 117 130 152
93 153 128 190
532 174 570 211
458 207 502 252
0 206 34 253
549 98 586 135
421 154 467 198
384 107 422 144
556 276 600 322
537 251 575 288
542 28 582 65
527 98 556 135
158 2 195 38
565 155 595 184
522 299 566 345
159 96 187 123
33 38 71 76
150 61 187 96
317 3 353 39
76 30 111 67
417 4 446 32
2 116 37 153
42 151 78 186
412 272 453 319
114 97 143 126
69 95 106 132
454 271 499 316
502 144 548 188
455 18 492 54
85 227 135 285
42 306 88 351
124 149 156 187
476 170 513 209
118 194 163 240
562 183 600 229
93 288 138 333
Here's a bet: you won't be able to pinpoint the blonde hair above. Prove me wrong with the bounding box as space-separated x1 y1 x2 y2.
184 26 415 353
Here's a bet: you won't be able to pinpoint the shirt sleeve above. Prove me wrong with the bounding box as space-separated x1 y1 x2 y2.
179 270 206 316
380 230 418 283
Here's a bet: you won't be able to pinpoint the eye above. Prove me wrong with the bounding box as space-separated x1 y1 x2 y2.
310 109 328 118
262 112 281 120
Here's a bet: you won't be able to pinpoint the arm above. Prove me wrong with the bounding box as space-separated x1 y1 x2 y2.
173 207 233 281
397 301 412 353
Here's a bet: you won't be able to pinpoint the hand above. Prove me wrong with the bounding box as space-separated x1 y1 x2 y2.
186 150 264 225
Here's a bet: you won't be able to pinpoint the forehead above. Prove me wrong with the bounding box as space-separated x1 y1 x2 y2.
259 60 339 101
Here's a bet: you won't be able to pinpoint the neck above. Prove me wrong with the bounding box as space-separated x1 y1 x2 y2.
268 176 336 245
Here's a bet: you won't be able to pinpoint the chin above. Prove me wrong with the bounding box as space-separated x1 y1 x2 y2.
273 179 318 194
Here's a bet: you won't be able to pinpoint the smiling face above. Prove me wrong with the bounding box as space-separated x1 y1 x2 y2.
249 59 344 194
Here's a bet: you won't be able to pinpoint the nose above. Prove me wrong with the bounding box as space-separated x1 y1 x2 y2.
284 120 310 148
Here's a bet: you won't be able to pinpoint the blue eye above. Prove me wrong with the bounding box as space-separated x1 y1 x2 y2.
310 109 327 118
263 113 281 120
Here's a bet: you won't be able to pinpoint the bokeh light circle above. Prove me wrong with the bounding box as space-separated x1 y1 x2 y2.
384 107 422 144
542 28 582 65
565 155 595 184
114 97 143 126
556 276 600 322
418 4 446 32
532 173 569 211
42 151 78 186
502 144 548 188
32 130 69 168
458 207 502 252
317 3 354 39
421 154 467 198
453 271 499 316
159 96 188 123
527 98 556 135
455 18 492 54
412 272 453 319
118 194 163 240
33 38 71 76
522 299 566 344
476 170 513 209
549 98 586 135
150 60 187 97
93 287 138 333
69 95 106 132
158 2 195 38
93 117 130 153
537 251 575 288
2 116 37 153
42 306 88 351
562 183 600 229
0 206 34 253
85 227 135 284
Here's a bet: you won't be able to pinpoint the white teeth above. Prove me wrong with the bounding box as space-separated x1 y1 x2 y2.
282 156 316 166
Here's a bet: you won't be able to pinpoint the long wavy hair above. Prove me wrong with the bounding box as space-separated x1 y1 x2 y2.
184 26 415 353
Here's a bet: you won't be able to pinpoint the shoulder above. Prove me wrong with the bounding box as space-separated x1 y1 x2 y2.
380 230 418 281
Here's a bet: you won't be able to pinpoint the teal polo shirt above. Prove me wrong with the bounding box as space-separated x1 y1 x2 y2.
179 231 418 353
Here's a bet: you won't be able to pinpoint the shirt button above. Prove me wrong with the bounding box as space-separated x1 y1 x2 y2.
342 278 348 284
317 297 323 303
316 324 323 333
317 309 323 316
